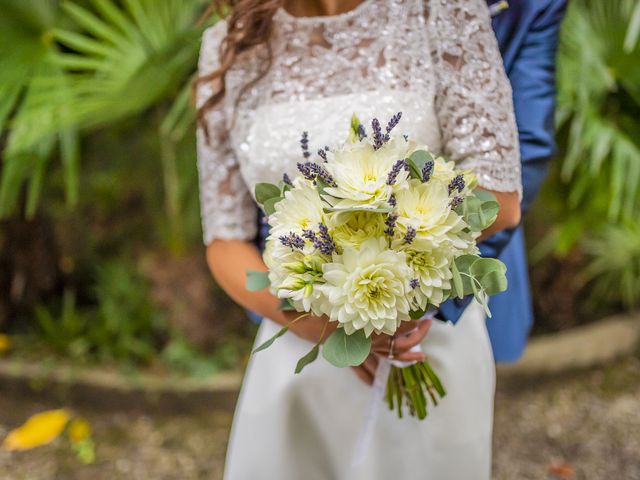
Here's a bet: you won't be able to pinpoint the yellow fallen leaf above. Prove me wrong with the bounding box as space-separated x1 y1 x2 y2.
67 418 91 444
0 334 10 354
2 409 70 451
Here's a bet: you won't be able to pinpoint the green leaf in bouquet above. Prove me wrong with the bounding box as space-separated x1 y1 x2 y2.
407 150 434 180
473 189 498 203
253 326 289 353
279 298 295 311
469 258 508 295
348 113 362 143
294 344 320 374
255 182 282 206
451 255 479 297
409 306 429 320
322 328 371 368
246 270 270 292
263 196 282 216
456 193 499 232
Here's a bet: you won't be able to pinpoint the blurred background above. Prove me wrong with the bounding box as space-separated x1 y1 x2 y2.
0 0 639 479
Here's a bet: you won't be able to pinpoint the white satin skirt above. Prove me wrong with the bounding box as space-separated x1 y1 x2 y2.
223 300 494 480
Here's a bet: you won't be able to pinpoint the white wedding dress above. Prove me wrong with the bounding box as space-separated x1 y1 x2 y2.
196 0 522 478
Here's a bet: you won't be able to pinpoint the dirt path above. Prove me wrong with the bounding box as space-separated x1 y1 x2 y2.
1 355 639 480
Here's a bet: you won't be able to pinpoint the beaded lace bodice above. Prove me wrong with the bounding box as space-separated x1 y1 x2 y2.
197 0 521 244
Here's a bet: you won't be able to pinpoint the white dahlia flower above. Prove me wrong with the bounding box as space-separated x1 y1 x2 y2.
268 179 326 239
322 138 410 210
320 237 412 337
405 248 454 309
393 179 471 251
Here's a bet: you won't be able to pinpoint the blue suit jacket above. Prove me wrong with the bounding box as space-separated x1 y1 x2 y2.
439 0 567 361
249 0 567 362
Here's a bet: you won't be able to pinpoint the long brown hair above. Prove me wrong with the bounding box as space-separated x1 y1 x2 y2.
194 0 283 130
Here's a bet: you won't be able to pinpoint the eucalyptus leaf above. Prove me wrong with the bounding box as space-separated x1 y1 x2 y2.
322 328 371 368
263 196 282 216
246 270 270 292
279 298 295 311
410 307 428 320
255 182 282 205
253 326 288 353
407 150 433 180
295 344 320 374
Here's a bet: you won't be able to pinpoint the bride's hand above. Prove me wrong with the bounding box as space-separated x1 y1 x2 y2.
352 319 433 386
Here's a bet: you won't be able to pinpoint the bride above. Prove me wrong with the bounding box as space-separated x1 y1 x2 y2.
196 0 522 478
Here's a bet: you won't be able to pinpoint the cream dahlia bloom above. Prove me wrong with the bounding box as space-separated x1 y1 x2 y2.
322 139 410 210
320 237 412 337
268 179 326 239
393 179 471 251
405 248 454 309
329 211 387 249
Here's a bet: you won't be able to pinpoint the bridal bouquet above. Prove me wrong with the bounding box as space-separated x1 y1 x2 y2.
246 113 507 420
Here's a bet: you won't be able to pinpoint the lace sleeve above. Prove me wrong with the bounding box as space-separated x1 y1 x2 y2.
428 0 522 197
197 23 257 245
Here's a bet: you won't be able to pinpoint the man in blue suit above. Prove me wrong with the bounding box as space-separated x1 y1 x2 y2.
249 0 568 363
439 0 567 362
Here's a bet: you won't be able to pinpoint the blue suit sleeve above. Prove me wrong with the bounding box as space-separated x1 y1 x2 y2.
439 0 567 324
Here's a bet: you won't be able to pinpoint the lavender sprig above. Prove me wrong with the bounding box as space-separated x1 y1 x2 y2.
372 118 384 149
314 223 337 255
279 232 305 250
449 196 463 208
297 161 337 187
317 148 327 161
448 175 466 195
385 213 398 236
388 193 397 207
409 278 419 289
385 112 402 135
422 160 434 182
300 131 311 159
386 159 407 185
403 226 416 244
282 173 293 186
357 124 367 141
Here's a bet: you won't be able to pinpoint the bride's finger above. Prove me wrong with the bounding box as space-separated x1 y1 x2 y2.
392 350 426 363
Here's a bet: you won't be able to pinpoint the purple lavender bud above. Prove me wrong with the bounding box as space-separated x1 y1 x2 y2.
282 173 293 186
448 175 466 195
384 213 398 236
388 193 396 207
385 112 402 134
403 134 409 142
302 229 316 241
297 162 313 180
449 196 463 208
372 118 384 149
409 278 419 289
403 226 416 244
317 148 327 161
357 124 367 141
422 160 434 182
279 232 305 250
314 223 336 255
300 131 311 159
386 159 407 185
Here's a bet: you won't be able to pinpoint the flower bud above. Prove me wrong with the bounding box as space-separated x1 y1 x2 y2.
282 261 307 274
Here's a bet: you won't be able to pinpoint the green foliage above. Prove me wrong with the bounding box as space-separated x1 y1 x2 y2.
34 259 167 364
583 222 640 309
245 270 270 292
556 0 640 221
253 325 289 354
451 255 507 317
0 0 211 220
294 344 319 374
322 328 371 368
456 191 499 232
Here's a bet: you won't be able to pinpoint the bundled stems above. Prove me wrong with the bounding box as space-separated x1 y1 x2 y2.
385 360 446 420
